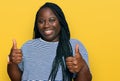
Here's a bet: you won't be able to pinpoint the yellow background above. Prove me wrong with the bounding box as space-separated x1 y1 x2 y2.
0 0 120 81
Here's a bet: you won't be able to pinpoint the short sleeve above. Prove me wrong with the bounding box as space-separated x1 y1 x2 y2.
70 39 90 78
77 40 89 66
18 46 25 71
70 39 89 66
18 60 24 71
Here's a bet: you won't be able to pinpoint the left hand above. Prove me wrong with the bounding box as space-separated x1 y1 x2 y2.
66 44 85 73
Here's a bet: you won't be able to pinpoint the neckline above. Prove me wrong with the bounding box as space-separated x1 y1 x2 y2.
39 38 58 44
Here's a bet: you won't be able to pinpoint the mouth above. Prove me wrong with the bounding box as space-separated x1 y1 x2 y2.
43 29 53 36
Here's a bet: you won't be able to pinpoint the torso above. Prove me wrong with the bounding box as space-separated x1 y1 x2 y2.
18 38 88 81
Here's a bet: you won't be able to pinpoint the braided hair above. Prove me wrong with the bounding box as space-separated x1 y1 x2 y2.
34 2 73 81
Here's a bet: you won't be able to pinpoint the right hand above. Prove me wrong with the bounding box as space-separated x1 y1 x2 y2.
9 39 22 64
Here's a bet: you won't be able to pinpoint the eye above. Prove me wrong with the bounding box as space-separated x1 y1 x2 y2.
38 19 45 24
49 17 56 23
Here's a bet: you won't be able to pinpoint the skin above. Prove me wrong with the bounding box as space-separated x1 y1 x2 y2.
7 7 92 81
7 39 22 81
66 44 92 81
37 7 61 42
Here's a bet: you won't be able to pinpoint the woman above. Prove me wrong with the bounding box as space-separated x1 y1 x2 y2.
8 2 92 81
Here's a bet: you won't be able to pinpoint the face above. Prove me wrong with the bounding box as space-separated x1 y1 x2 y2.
37 7 61 42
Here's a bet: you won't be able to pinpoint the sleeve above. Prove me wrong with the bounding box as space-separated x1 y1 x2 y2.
71 39 90 66
18 46 25 71
18 40 31 72
18 60 24 71
76 40 89 66
71 39 90 78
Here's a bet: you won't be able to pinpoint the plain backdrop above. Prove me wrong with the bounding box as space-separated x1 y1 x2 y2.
0 0 120 81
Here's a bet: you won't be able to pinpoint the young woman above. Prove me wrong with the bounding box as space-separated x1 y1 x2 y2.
8 2 92 81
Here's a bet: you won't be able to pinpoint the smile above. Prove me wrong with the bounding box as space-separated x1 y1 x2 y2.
44 30 53 35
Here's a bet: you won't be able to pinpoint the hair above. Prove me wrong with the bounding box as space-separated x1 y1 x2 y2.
34 2 73 81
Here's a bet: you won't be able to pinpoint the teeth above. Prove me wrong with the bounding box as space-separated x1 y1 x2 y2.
44 30 53 35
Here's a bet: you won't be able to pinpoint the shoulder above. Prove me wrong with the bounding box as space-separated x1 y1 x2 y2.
70 38 80 43
21 38 40 48
23 38 38 44
70 38 89 65
70 38 83 46
70 38 88 54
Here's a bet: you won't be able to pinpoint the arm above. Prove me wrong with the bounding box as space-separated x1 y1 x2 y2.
7 40 23 81
74 60 92 81
66 44 92 81
7 63 22 81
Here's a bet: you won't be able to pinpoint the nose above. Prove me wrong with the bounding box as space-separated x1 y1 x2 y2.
44 20 50 28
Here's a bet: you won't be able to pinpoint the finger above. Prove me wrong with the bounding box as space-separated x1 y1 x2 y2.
75 44 82 58
16 61 22 64
11 53 22 59
13 49 22 54
66 57 74 62
12 39 17 49
16 57 22 61
66 61 73 66
13 60 22 64
14 54 22 58
67 65 73 70
75 44 79 56
11 55 22 64
73 65 79 69
10 49 22 57
73 59 78 65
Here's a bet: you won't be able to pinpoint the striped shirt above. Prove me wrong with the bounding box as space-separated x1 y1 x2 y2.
18 38 89 81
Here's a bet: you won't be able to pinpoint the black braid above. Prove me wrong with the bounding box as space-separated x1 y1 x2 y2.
33 2 73 81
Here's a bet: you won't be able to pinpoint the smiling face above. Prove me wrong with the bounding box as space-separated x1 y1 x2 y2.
37 7 61 42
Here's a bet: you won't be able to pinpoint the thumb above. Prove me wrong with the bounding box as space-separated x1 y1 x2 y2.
12 39 17 49
75 44 81 58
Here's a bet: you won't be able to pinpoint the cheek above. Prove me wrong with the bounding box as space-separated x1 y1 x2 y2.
37 24 43 30
52 22 56 26
53 22 61 29
37 26 42 34
56 24 61 32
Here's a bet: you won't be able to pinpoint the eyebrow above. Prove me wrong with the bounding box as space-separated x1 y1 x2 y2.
38 16 57 20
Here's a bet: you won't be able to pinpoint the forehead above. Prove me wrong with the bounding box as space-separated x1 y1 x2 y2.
38 7 56 18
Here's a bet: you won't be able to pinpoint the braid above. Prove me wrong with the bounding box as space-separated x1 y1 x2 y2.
34 2 73 81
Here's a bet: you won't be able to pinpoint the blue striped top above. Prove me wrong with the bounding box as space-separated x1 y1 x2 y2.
18 38 89 81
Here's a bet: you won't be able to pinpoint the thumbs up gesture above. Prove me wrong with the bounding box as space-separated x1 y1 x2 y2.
66 44 85 73
8 39 22 64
